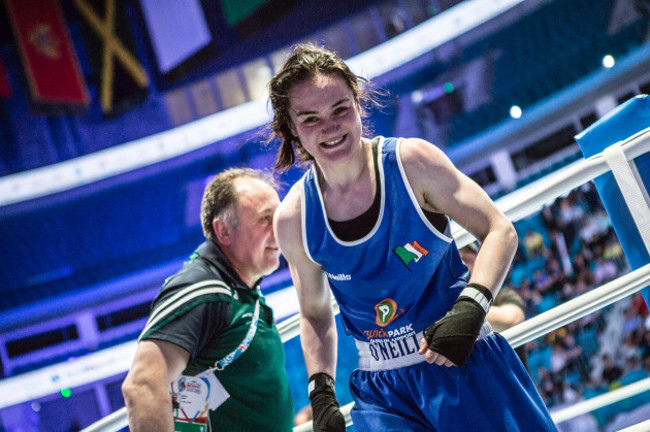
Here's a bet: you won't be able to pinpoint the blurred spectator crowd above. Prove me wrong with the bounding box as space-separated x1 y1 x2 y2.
502 182 650 431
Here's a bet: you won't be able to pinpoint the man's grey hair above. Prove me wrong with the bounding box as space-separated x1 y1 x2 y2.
200 167 278 242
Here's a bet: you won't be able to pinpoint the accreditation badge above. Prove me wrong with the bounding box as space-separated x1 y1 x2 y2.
170 369 230 432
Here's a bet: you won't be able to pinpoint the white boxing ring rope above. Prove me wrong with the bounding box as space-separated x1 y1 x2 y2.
82 129 650 432
454 126 650 249
290 264 650 432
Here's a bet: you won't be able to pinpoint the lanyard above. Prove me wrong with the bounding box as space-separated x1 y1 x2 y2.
170 293 262 430
213 297 260 371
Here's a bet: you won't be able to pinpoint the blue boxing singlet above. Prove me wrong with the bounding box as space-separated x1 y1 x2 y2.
301 137 470 357
301 137 558 432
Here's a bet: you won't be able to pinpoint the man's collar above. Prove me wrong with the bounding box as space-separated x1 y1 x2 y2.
197 239 254 291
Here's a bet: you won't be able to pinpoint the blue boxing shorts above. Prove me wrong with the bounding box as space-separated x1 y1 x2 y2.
349 331 557 432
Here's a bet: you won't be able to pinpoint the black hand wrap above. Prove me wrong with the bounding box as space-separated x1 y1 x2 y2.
308 372 346 432
423 283 493 366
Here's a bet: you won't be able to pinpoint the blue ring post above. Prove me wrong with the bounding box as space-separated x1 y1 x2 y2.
575 94 650 305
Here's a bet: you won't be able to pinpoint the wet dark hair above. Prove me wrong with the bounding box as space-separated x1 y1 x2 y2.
267 43 383 171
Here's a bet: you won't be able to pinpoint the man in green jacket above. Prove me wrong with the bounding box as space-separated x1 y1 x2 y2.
122 168 294 431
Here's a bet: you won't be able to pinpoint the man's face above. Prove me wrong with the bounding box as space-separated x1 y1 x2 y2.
223 177 281 286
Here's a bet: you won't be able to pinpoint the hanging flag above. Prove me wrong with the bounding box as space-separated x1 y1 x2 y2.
0 58 10 98
4 0 89 105
138 0 212 75
73 0 149 114
220 0 271 27
220 0 298 39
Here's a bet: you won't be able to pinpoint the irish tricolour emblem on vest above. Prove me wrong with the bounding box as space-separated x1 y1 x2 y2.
393 240 429 271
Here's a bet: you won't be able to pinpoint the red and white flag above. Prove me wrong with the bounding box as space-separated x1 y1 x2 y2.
4 0 89 105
